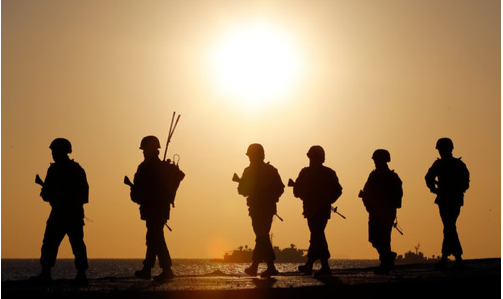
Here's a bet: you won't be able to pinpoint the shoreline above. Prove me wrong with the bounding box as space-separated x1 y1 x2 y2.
2 258 500 298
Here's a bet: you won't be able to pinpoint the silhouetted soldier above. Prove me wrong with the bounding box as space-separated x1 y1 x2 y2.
237 144 284 278
293 146 342 276
425 138 469 271
30 138 89 284
131 136 185 282
359 149 402 274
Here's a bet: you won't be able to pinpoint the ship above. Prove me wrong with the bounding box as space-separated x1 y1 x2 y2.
220 244 307 263
395 243 440 265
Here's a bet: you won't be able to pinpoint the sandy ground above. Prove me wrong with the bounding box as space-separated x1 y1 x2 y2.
2 258 500 298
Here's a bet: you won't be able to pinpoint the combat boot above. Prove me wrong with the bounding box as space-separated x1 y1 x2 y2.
134 267 152 279
74 270 88 285
154 268 174 282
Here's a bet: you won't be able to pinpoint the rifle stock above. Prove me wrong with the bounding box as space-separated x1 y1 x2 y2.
232 173 240 183
35 174 44 186
124 176 133 187
287 178 295 187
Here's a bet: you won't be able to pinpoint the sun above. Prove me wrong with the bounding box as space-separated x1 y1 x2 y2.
210 22 303 107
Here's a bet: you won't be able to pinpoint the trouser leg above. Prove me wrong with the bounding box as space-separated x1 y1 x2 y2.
144 221 172 269
307 217 330 261
439 205 462 257
67 224 88 271
251 214 275 263
40 221 66 269
368 210 395 262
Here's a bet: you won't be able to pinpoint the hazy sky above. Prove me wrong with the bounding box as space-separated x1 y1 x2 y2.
2 0 500 260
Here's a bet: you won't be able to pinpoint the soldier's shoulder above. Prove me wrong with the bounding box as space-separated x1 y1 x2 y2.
322 165 336 174
389 169 402 180
264 162 278 170
69 160 86 172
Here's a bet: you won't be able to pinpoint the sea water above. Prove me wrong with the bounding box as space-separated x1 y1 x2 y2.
1 259 379 281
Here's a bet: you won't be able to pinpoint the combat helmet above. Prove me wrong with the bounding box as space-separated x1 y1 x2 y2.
436 138 454 151
246 143 265 158
372 149 391 162
140 136 161 150
307 145 325 161
50 138 72 154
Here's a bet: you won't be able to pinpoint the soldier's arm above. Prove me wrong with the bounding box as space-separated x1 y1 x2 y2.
424 163 438 193
237 169 251 197
76 165 89 204
460 160 470 192
273 169 285 198
40 166 54 202
130 167 143 204
292 169 307 199
330 170 343 203
394 173 403 209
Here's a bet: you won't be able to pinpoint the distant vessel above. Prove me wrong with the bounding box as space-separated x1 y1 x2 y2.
219 244 307 263
396 243 440 265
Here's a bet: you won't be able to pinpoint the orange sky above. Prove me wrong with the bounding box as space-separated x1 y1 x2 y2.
2 0 501 260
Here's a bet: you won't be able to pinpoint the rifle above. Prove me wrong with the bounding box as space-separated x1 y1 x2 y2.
331 206 346 219
124 175 172 232
393 218 403 235
35 174 44 186
287 178 346 219
232 173 284 222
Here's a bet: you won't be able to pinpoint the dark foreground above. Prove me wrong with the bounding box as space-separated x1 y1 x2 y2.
2 259 500 299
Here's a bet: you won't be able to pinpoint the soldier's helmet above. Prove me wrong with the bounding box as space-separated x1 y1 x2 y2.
307 145 325 161
246 143 265 158
50 138 72 154
436 138 454 151
140 136 161 150
372 149 391 162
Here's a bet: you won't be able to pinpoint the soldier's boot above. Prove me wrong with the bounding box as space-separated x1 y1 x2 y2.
245 262 258 276
260 262 279 278
315 259 331 277
29 267 52 284
74 270 88 285
154 267 174 282
134 267 152 279
374 251 395 275
451 255 465 272
298 259 314 275
435 256 449 271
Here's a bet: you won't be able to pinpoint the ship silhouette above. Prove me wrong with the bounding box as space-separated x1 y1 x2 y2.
395 243 441 265
219 244 307 263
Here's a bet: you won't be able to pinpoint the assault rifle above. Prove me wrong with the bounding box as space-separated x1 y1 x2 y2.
124 175 172 232
287 178 346 219
232 173 284 222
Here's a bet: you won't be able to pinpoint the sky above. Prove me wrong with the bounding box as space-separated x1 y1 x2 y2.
2 0 500 260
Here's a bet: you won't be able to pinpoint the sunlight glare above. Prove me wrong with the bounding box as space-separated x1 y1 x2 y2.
210 22 303 107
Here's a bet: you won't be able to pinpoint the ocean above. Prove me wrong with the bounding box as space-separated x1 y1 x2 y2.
1 259 379 281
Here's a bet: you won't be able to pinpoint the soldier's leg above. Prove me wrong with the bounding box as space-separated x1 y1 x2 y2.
307 217 330 261
251 214 275 263
135 221 156 279
40 220 66 270
156 224 172 269
67 224 88 272
439 205 463 257
144 221 161 268
149 221 174 281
